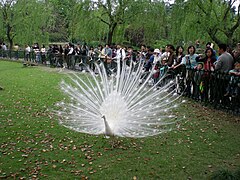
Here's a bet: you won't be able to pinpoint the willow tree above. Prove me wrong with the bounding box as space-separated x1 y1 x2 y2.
47 0 78 42
123 0 167 46
187 0 240 46
72 0 140 45
13 0 52 45
68 1 108 44
0 0 52 47
0 0 16 49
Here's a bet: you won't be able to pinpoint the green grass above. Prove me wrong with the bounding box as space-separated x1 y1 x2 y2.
0 60 239 179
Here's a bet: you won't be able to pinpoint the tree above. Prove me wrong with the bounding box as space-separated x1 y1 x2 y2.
188 0 240 46
14 0 52 45
0 0 16 49
0 0 52 47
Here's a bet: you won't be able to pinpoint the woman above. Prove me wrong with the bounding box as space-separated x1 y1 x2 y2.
181 45 199 97
197 48 216 101
172 45 185 74
41 45 46 64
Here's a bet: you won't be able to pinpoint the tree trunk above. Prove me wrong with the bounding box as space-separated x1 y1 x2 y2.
107 22 117 45
6 24 13 50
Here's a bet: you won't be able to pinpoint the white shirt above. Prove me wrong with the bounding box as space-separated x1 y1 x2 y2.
26 46 31 53
116 48 126 61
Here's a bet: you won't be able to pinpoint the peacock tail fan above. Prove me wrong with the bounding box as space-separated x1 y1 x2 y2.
55 59 185 138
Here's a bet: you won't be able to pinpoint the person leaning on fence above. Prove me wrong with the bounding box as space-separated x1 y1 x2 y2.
80 44 88 71
58 45 64 68
101 44 112 76
63 44 70 68
196 48 216 102
67 43 75 70
33 43 41 64
214 43 234 106
113 44 126 71
181 45 199 97
152 49 161 84
41 45 46 64
224 62 240 98
74 44 82 68
13 44 19 60
88 46 96 72
2 43 7 58
193 62 204 100
24 44 31 63
166 44 176 68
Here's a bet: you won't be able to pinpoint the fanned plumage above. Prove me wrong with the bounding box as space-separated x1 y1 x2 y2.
56 60 184 138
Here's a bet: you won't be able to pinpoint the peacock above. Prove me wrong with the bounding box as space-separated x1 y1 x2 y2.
56 59 185 138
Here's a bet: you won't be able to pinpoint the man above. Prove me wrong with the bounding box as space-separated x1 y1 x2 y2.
115 44 126 62
25 44 31 62
214 44 234 106
166 44 176 67
215 44 234 73
102 44 112 76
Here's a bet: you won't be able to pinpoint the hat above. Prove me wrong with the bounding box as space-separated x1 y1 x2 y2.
153 49 160 54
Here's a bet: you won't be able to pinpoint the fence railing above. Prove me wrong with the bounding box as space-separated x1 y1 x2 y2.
1 49 239 114
175 68 240 114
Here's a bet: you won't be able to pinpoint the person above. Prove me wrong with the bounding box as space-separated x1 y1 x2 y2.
224 62 240 97
152 49 161 84
214 44 234 106
58 45 64 68
215 43 234 73
2 43 7 58
33 43 41 64
101 44 112 75
41 45 46 64
172 45 185 74
140 48 154 84
172 46 186 94
113 44 126 71
67 43 75 69
51 44 59 67
166 44 176 67
63 44 70 68
25 44 31 63
193 62 204 100
205 42 217 59
95 44 103 61
80 43 88 70
143 48 155 72
75 44 82 68
13 44 19 60
88 46 96 71
181 45 199 97
199 48 217 102
139 45 147 63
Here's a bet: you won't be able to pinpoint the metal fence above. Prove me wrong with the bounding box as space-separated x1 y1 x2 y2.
175 68 240 114
1 49 239 114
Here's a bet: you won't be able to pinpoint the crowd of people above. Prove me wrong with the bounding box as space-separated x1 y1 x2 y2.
0 41 240 112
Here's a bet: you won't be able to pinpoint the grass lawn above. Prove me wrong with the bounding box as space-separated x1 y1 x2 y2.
0 60 239 179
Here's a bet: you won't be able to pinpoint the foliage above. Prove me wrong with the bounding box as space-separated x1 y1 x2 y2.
210 169 240 180
0 60 240 179
0 0 239 48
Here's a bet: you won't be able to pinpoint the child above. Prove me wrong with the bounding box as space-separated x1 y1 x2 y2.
193 62 204 100
224 62 240 97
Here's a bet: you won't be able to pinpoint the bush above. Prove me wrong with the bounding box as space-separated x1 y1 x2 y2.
210 169 240 180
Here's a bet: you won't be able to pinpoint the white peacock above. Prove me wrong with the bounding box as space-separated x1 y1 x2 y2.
56 60 184 138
